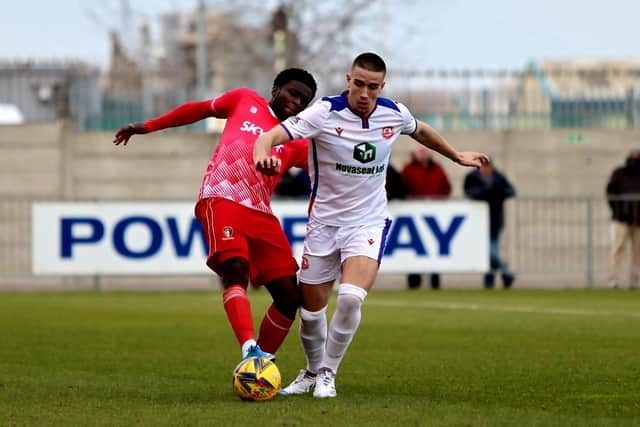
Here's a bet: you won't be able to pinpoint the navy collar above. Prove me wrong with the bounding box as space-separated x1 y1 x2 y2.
341 91 377 128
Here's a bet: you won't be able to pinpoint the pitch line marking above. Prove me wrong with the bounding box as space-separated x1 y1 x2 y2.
366 300 640 318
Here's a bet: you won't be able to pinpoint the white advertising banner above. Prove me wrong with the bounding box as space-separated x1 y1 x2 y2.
32 200 488 275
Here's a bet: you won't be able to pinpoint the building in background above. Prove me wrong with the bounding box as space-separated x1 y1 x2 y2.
517 60 640 129
394 60 640 131
3 0 639 133
94 6 300 131
0 60 100 127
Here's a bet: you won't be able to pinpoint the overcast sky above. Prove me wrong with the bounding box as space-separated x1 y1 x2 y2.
1 0 638 70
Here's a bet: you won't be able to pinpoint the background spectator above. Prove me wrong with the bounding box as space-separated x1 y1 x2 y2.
606 147 640 288
401 147 451 289
386 163 407 200
274 167 311 198
464 158 516 289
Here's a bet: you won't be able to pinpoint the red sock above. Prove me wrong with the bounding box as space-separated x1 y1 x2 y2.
222 285 254 346
257 304 295 354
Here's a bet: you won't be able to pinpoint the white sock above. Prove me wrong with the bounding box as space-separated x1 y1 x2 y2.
299 306 327 374
322 284 367 374
241 339 257 358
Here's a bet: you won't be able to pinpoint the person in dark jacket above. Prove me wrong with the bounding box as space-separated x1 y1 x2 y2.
275 168 311 198
606 147 640 288
385 163 407 201
464 159 516 288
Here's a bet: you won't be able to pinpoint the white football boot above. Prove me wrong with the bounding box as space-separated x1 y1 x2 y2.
279 369 317 395
313 368 337 398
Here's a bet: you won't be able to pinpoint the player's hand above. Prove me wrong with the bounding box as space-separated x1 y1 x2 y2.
113 122 148 146
255 155 282 176
457 152 490 168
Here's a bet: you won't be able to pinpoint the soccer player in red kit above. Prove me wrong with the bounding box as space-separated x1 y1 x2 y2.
113 68 317 361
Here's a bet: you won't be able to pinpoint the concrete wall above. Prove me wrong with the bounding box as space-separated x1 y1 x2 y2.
1 122 638 290
391 129 637 198
62 125 214 200
2 122 636 201
0 122 65 197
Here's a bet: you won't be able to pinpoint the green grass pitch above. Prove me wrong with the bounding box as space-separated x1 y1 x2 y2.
1 289 639 426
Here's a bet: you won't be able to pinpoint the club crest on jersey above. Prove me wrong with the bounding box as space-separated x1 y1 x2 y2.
382 126 393 139
368 238 375 245
222 226 234 240
335 127 344 136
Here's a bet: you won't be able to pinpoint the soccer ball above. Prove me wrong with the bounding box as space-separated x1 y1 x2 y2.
232 357 281 401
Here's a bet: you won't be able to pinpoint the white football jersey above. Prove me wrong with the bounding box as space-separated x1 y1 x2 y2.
281 93 417 226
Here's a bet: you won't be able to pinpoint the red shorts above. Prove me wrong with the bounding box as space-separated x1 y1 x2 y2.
194 198 298 286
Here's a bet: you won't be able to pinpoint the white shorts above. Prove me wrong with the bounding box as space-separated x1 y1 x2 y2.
299 217 392 285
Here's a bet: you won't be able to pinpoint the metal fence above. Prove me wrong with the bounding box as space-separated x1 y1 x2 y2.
505 197 609 286
386 67 640 131
0 199 31 278
1 196 638 290
82 67 640 132
3 61 639 132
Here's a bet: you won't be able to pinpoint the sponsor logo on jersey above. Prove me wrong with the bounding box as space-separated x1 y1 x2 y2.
222 226 234 240
240 120 264 135
382 126 393 139
335 163 385 175
335 127 344 136
353 142 376 163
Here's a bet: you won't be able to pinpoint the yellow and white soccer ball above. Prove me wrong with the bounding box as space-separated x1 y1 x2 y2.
232 356 281 401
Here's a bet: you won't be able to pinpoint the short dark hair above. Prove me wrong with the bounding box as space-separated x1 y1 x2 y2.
273 68 317 98
352 52 386 75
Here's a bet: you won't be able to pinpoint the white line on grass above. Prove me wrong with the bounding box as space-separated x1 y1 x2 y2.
366 300 640 318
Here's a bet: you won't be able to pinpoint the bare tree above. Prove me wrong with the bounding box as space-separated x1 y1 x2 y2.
200 0 387 92
96 0 425 118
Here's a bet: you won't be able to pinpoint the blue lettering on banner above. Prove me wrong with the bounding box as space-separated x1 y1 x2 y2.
112 216 163 258
384 215 466 257
383 216 427 256
281 216 307 246
424 215 465 256
60 216 208 259
61 218 105 258
57 213 466 261
167 218 207 257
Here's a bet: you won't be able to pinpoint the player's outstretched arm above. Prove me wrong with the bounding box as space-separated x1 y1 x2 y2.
411 121 489 168
253 125 290 176
457 151 490 168
113 100 214 146
113 122 148 146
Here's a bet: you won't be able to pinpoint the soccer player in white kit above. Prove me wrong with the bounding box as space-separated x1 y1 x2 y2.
254 53 489 398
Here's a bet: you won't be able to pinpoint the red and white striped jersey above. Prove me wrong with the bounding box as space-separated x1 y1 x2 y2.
199 88 308 214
